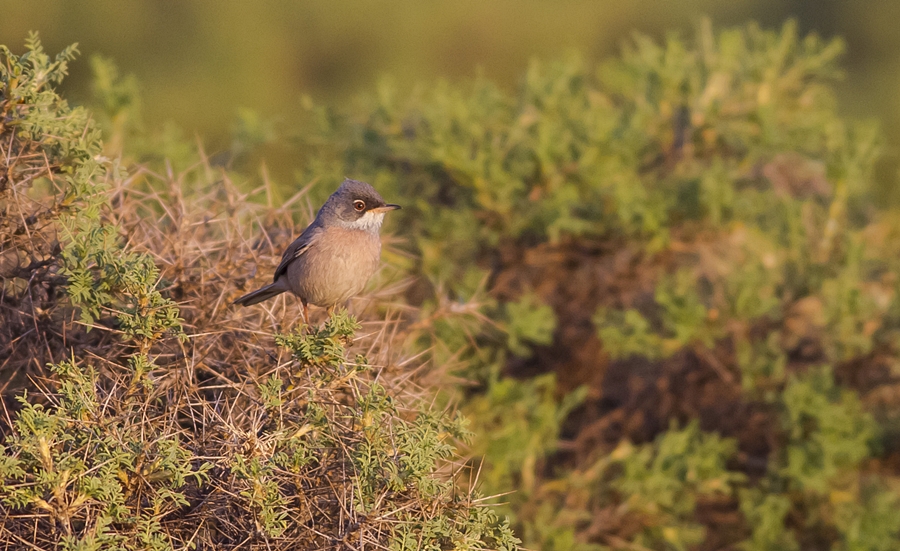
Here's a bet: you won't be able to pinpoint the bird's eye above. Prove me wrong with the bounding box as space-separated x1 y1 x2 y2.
353 200 366 211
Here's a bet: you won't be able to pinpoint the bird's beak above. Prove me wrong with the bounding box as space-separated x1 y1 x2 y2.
371 204 401 213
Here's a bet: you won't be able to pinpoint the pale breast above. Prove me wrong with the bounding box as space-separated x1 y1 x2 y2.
285 228 381 306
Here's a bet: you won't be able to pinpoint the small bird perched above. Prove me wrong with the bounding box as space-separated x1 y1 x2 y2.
234 179 400 323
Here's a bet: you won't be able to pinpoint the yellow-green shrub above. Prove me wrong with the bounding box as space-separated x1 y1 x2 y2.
0 36 519 551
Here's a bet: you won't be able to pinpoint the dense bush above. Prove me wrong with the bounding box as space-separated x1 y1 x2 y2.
280 19 900 551
0 36 518 551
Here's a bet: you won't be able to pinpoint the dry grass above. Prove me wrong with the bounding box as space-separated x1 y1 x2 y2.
0 119 100 394
0 151 509 550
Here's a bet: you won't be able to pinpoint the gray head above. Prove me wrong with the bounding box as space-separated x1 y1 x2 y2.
317 179 400 231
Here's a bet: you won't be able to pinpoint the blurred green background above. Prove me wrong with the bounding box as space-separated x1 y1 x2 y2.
2 0 898 198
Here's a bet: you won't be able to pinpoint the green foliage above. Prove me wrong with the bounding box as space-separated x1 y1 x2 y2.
280 18 900 550
735 334 788 394
0 39 199 550
464 374 586 511
89 55 142 156
612 422 745 551
834 481 900 551
735 366 895 551
0 361 210 550
736 367 899 550
0 33 83 152
595 307 666 360
484 421 745 551
1 34 183 347
1 36 518 551
301 20 858 299
234 309 521 549
64 226 184 343
779 367 875 492
274 308 361 367
654 270 718 350
596 269 719 360
1 33 101 315
505 292 557 357
739 490 798 551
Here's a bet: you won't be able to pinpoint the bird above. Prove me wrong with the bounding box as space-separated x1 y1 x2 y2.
233 178 400 323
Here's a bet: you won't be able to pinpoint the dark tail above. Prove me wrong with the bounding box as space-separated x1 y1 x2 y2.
233 282 287 306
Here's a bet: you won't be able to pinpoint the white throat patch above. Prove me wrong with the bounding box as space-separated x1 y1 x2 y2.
343 210 386 232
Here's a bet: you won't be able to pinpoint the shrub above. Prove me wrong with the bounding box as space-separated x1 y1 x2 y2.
0 36 519 551
277 18 900 550
1 33 105 383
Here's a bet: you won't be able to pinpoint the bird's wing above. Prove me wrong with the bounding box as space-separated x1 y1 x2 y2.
272 222 322 281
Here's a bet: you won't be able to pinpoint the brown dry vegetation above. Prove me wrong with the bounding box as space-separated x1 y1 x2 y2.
0 151 509 549
0 116 83 392
0 39 522 551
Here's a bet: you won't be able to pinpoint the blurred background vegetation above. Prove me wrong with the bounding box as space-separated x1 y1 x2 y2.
2 0 898 201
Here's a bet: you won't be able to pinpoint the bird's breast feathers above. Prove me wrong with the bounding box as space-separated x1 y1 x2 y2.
286 227 381 305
